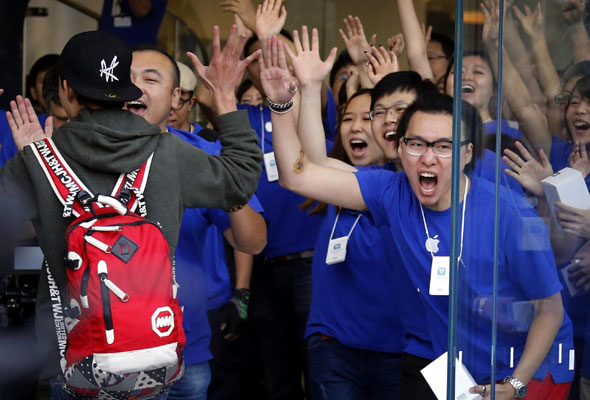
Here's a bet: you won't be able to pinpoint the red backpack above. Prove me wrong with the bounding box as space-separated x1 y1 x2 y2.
31 138 185 399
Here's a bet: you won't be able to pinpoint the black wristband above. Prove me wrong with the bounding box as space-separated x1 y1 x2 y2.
234 288 251 304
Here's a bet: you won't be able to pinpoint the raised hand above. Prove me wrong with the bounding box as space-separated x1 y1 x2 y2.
339 15 373 65
387 33 405 58
513 3 544 39
503 141 553 197
569 142 590 178
481 0 501 45
366 45 399 86
284 26 338 89
255 0 287 40
187 25 261 114
421 23 433 47
220 0 257 31
259 35 297 105
7 95 53 150
561 0 586 25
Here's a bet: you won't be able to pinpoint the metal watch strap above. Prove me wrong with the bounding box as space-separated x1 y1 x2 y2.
503 376 527 398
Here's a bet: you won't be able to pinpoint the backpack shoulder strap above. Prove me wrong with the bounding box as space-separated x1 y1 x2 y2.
29 138 94 218
109 153 154 217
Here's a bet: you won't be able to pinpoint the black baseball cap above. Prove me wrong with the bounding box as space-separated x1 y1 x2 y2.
58 31 141 102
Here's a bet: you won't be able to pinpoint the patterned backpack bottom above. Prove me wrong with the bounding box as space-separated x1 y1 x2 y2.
61 349 184 400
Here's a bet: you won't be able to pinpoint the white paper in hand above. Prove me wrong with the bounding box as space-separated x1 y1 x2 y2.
420 352 481 400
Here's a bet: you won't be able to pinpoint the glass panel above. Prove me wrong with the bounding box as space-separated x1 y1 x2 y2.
448 0 585 398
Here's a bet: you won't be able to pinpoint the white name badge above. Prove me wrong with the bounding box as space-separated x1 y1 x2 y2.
114 16 132 27
325 237 349 265
429 256 450 296
264 152 279 182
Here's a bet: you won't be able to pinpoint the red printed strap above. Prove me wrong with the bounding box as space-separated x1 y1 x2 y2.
30 138 93 218
110 153 153 217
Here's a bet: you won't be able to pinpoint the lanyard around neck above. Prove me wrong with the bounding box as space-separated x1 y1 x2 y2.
419 176 470 263
329 208 362 242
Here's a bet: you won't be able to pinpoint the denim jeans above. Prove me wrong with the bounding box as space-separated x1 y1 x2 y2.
165 361 211 400
308 334 401 400
250 256 313 400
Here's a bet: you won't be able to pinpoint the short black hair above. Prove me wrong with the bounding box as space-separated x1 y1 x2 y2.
429 32 454 60
42 65 61 107
395 93 483 173
26 54 60 103
561 61 590 87
236 79 254 103
330 50 354 88
565 74 590 140
132 45 180 89
370 71 438 111
244 29 294 57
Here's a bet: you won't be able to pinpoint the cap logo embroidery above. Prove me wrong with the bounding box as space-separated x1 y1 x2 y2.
99 56 120 83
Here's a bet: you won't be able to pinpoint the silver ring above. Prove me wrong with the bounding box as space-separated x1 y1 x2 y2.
287 85 298 94
481 385 486 397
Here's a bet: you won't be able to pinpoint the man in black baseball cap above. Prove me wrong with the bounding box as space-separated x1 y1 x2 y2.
57 30 142 117
1 27 262 398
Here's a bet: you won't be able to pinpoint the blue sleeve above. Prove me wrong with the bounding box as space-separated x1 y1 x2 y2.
206 208 231 233
0 113 17 168
248 193 264 213
504 204 563 300
354 169 396 227
322 89 338 142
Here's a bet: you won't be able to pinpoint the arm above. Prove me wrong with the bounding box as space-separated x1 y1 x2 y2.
220 0 257 32
223 205 267 254
260 35 367 210
234 250 254 289
513 3 563 138
482 0 552 153
287 27 354 171
562 0 590 63
396 0 434 80
501 1 546 110
181 26 263 209
338 16 375 89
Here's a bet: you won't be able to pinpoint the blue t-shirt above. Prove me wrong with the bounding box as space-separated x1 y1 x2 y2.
305 202 404 353
484 119 523 140
99 0 167 46
471 149 524 195
355 171 573 383
237 103 334 258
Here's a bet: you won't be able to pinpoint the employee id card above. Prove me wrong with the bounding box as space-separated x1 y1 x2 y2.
429 256 450 296
325 237 349 265
264 152 279 182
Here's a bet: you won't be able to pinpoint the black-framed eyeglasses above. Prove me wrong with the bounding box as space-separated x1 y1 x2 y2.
555 92 571 105
369 102 410 120
402 137 470 158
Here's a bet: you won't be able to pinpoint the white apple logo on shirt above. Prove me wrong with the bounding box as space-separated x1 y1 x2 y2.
425 235 440 253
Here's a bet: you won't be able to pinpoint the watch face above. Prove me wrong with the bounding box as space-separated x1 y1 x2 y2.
516 386 527 398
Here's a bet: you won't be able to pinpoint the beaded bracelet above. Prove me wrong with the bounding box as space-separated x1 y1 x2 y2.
226 204 245 213
267 97 294 114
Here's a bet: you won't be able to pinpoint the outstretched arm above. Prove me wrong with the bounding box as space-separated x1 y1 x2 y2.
286 26 354 171
396 0 434 80
260 35 366 210
513 3 563 138
482 0 552 153
562 0 590 63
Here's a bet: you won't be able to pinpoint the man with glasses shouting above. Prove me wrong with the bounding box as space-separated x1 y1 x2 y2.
259 30 574 400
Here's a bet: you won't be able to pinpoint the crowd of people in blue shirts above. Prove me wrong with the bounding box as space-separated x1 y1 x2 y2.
3 0 590 399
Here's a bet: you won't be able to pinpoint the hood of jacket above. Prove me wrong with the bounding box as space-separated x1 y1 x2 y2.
53 107 162 173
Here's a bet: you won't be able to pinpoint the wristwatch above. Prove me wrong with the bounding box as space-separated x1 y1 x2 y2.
503 376 527 398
